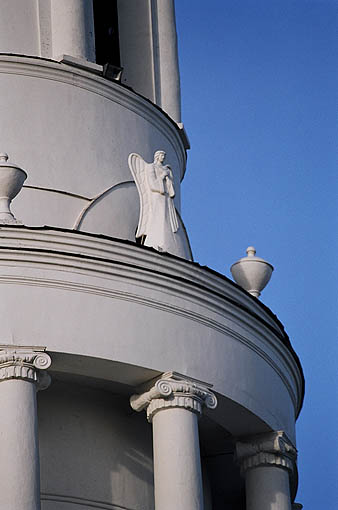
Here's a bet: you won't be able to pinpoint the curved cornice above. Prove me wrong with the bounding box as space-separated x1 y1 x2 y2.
0 54 187 180
0 226 304 416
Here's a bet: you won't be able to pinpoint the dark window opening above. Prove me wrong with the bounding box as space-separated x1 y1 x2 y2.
93 0 120 67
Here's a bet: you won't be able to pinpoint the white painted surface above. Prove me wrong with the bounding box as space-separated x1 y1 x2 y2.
0 0 39 55
153 408 203 510
51 0 95 61
245 466 291 510
0 379 41 510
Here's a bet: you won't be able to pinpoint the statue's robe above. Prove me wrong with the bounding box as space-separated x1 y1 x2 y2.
143 162 179 253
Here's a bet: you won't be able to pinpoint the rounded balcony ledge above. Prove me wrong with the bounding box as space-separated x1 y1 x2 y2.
0 226 304 441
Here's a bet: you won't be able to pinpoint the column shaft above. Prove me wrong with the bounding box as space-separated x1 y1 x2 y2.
246 466 292 510
156 0 181 121
51 0 96 61
0 379 41 510
152 407 203 510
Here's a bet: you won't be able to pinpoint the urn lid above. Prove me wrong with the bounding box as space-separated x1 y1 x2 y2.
232 246 273 267
0 153 27 177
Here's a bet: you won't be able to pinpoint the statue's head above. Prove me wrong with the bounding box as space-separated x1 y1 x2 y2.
154 150 166 163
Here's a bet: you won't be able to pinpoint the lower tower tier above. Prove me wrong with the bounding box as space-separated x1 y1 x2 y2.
0 226 303 509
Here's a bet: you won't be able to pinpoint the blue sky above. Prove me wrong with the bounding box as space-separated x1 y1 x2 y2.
175 1 338 508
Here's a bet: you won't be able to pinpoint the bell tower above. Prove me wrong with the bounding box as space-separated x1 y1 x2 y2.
0 2 303 510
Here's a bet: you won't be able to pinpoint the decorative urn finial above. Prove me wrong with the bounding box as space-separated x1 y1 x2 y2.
0 153 27 224
230 246 274 298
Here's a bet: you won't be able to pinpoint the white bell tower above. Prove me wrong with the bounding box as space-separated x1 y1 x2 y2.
0 2 303 510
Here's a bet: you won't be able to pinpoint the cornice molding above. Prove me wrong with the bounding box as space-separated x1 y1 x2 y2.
130 371 217 421
236 431 297 476
0 227 304 415
0 346 51 389
0 55 186 179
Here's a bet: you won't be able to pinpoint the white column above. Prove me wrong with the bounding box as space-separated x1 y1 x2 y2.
236 431 297 510
130 372 217 510
51 0 95 61
0 348 51 510
155 0 181 121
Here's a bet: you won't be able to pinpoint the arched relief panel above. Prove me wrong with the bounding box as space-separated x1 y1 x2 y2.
79 181 139 240
12 183 192 257
11 187 87 231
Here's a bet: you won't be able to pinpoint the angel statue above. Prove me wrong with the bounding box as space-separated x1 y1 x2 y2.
128 150 180 254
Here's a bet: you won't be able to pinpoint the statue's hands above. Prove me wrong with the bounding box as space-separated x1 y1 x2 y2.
160 165 172 179
160 169 169 179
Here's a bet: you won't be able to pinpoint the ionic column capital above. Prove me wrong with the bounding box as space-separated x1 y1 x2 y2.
236 431 297 476
0 346 52 390
130 371 217 422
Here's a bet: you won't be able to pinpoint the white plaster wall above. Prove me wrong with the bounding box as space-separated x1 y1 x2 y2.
39 382 154 510
0 0 40 55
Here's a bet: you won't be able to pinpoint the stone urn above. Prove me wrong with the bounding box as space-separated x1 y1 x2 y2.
0 153 27 223
230 246 274 298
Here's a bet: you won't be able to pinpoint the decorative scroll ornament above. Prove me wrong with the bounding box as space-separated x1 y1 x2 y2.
0 347 52 390
130 371 217 422
236 431 297 476
128 151 180 255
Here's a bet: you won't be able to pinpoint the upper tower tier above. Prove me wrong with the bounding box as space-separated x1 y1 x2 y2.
0 0 191 258
0 0 181 121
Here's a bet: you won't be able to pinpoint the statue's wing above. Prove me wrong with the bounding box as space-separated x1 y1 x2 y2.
128 153 149 238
